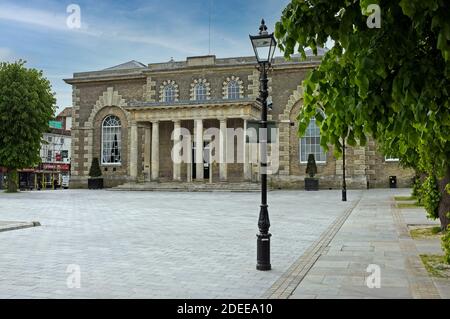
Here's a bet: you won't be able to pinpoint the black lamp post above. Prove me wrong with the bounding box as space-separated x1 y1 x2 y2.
342 138 347 201
250 19 277 271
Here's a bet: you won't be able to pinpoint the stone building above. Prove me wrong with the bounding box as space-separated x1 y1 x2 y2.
64 54 414 189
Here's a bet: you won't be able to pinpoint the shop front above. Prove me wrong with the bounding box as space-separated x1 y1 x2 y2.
17 163 71 190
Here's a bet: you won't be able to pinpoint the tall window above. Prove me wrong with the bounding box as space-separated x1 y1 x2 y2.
300 117 326 163
102 115 121 164
163 85 175 103
227 80 240 99
195 83 207 101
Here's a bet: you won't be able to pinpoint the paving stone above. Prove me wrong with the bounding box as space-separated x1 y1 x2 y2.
0 189 355 298
287 188 446 299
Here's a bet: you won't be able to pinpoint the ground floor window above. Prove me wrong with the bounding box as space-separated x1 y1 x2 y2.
299 117 326 163
102 115 121 164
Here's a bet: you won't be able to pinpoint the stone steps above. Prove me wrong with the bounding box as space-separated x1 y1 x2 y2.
110 181 260 192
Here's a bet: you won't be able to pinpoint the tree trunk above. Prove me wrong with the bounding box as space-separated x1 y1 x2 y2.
438 167 450 230
7 169 18 193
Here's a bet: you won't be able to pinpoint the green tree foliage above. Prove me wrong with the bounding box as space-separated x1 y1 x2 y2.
0 61 55 192
275 0 450 229
421 175 441 220
443 229 450 264
444 185 450 263
305 154 317 177
412 176 424 204
88 157 102 178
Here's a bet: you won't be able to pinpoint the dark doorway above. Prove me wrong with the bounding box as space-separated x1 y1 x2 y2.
192 141 210 180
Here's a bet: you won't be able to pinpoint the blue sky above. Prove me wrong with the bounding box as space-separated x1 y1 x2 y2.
0 0 290 113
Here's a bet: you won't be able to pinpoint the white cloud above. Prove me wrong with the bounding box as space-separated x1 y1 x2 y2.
0 4 69 31
0 3 203 55
0 47 13 61
0 2 252 57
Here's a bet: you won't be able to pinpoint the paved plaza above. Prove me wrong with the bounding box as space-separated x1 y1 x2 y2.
0 188 448 299
0 189 357 298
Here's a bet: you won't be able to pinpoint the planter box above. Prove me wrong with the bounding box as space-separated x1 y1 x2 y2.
88 178 104 189
305 178 319 191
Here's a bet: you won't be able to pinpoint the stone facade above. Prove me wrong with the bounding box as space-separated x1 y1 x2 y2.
64 55 414 189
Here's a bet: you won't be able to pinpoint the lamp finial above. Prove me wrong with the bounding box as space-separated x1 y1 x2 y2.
259 19 268 35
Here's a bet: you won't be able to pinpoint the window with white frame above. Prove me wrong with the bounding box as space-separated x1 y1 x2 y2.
102 115 121 164
299 117 327 163
195 83 207 101
227 80 240 100
163 85 175 103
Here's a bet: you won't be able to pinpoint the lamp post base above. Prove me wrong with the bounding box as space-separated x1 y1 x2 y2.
256 233 272 271
342 189 347 201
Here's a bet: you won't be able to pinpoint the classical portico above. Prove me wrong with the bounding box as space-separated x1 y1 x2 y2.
126 99 260 183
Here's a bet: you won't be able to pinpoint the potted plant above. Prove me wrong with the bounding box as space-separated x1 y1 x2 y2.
305 154 319 191
88 157 103 189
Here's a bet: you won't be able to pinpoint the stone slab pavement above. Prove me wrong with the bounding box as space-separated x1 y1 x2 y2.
2 188 447 299
288 189 449 299
0 189 360 299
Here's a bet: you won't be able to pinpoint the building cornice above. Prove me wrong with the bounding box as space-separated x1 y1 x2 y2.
63 60 321 84
126 98 258 111
64 73 146 85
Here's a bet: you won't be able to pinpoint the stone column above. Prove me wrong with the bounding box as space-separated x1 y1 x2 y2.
219 118 228 181
186 124 193 182
172 120 182 181
151 121 159 180
144 124 151 181
194 119 204 180
129 121 138 180
243 119 252 180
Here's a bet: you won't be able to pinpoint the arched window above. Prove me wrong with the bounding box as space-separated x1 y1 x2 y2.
194 83 207 101
102 115 121 164
163 85 175 102
299 117 326 163
227 80 240 100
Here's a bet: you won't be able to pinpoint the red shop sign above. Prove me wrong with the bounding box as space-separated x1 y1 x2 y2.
42 163 70 171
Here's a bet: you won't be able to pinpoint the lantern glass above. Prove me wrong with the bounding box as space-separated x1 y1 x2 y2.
250 34 277 64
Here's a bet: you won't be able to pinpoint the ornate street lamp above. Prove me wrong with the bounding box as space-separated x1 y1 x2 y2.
250 19 277 271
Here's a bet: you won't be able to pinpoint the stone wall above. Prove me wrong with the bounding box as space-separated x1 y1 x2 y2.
365 138 415 188
68 56 414 189
151 69 252 102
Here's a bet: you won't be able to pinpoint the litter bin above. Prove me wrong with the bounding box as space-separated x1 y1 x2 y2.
389 176 397 188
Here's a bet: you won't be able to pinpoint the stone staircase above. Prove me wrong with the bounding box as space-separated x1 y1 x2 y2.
110 181 260 192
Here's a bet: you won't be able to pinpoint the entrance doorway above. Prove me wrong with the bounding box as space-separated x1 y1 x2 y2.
192 141 210 180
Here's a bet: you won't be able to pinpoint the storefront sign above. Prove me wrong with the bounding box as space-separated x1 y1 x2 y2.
42 163 70 171
49 120 63 129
